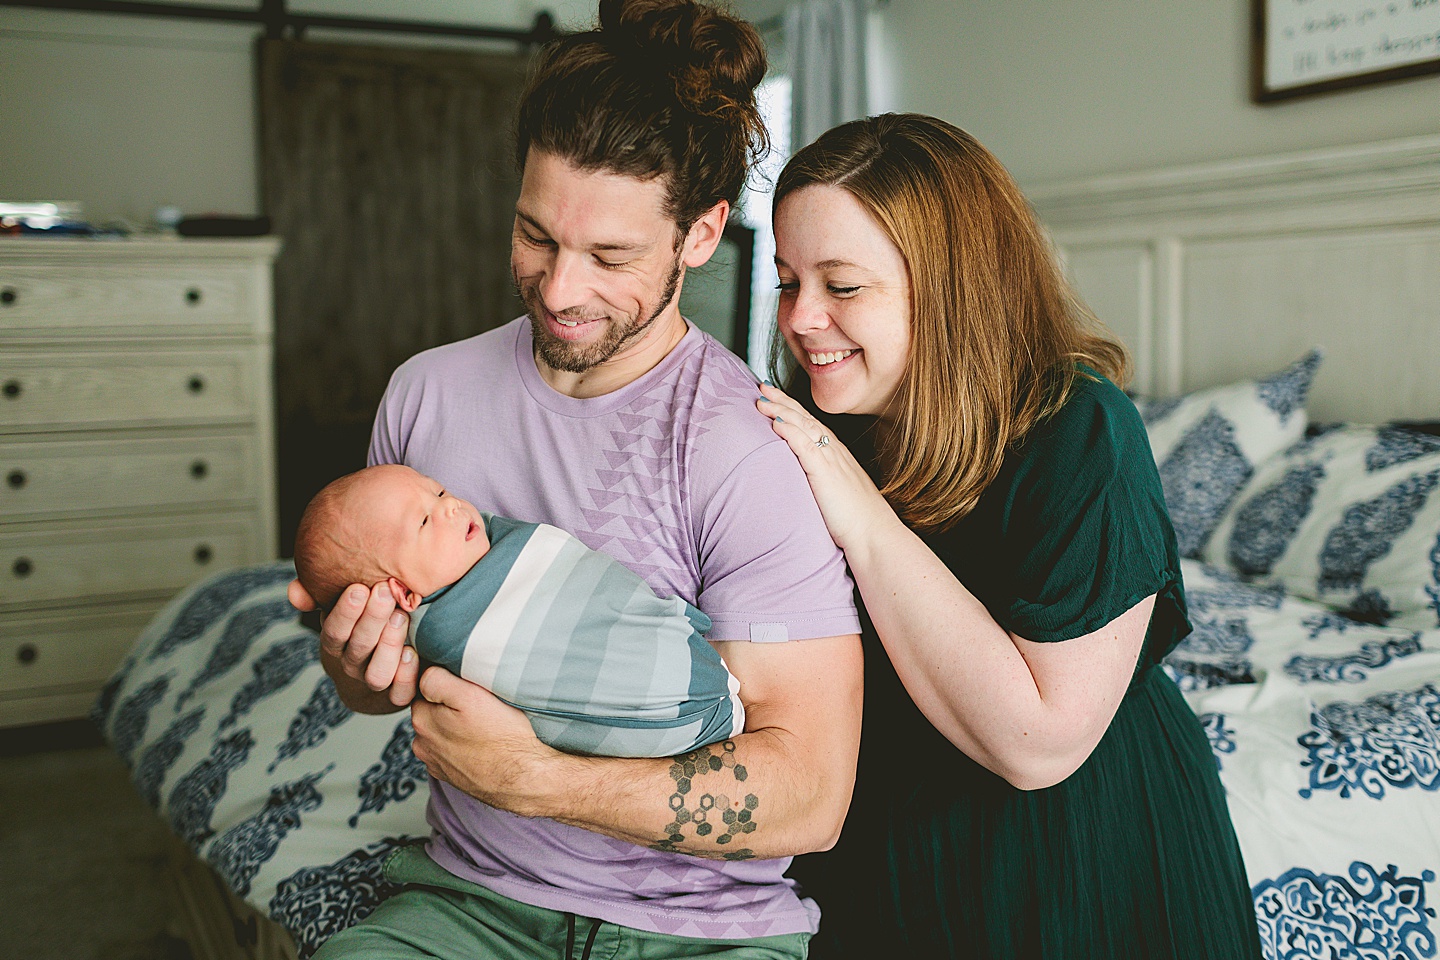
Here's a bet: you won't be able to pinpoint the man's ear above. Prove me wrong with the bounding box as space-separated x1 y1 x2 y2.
387 577 423 613
681 199 730 269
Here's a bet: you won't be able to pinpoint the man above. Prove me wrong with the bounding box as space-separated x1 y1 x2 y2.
288 2 864 958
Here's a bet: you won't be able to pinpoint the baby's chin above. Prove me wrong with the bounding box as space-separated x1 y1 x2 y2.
435 548 490 591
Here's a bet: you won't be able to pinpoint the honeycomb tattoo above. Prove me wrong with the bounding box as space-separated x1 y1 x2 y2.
653 740 758 860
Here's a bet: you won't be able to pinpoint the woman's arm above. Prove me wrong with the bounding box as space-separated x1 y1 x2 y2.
759 384 1145 790
845 513 1148 789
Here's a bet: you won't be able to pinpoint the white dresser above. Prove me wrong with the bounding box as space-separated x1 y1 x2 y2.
0 237 280 728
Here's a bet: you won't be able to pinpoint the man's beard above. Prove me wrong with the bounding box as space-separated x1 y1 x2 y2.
518 255 683 374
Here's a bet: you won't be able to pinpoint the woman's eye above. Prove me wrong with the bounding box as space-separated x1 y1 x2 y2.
828 284 861 296
774 280 799 293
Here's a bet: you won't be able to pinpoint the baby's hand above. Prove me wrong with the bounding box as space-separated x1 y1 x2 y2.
317 582 419 712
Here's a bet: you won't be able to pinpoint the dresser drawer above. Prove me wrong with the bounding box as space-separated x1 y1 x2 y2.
0 515 263 610
0 434 259 520
0 263 251 333
0 349 260 432
0 604 157 696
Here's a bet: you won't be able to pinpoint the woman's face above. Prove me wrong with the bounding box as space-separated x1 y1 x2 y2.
774 185 912 420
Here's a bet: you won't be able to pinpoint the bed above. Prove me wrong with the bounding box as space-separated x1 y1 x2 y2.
1137 357 1440 960
92 133 1440 958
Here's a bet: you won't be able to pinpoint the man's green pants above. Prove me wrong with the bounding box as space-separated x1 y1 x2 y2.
312 844 811 960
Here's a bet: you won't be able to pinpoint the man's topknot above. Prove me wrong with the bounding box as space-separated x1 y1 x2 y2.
598 0 768 107
516 0 769 230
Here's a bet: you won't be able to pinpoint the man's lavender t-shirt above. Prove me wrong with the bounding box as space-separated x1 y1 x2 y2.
368 317 860 939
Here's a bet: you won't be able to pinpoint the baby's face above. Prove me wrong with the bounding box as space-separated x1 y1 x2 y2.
363 465 490 601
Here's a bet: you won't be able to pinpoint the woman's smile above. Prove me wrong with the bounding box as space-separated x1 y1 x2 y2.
807 348 859 367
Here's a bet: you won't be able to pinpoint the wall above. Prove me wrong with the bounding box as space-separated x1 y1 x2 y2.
10 1 1437 225
873 0 1440 187
0 1 596 225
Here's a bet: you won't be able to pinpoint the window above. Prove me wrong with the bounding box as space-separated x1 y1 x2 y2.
736 72 792 375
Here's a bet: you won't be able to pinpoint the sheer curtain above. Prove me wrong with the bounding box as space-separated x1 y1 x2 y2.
741 0 870 374
784 0 870 152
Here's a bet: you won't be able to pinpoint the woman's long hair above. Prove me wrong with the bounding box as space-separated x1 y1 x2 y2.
773 114 1128 532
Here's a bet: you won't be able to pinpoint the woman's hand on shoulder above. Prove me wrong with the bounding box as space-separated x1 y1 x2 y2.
758 382 899 553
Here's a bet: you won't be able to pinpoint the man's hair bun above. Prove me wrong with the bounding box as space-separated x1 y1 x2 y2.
598 0 767 115
516 0 770 229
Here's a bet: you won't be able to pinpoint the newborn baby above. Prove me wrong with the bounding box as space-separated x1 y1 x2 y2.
293 464 743 757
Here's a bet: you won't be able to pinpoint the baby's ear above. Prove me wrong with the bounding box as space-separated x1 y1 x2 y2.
387 577 423 613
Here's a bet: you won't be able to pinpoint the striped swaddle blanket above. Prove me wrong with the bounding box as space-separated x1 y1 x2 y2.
408 514 744 757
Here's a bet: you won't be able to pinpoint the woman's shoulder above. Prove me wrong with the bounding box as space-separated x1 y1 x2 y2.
1019 366 1150 475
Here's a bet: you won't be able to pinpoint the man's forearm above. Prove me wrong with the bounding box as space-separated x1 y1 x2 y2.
524 729 850 861
409 634 864 860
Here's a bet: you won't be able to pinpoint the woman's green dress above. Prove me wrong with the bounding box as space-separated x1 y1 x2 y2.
791 370 1261 959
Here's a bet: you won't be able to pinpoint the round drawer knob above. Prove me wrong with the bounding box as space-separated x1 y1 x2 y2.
16 644 37 665
187 375 206 394
194 544 213 565
6 470 25 489
0 287 16 306
190 459 208 480
13 557 33 578
2 380 20 399
185 287 203 305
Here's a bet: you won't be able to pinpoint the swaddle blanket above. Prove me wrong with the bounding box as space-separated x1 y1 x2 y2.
409 513 745 758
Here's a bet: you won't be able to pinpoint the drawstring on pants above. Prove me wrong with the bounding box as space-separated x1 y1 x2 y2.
563 913 602 960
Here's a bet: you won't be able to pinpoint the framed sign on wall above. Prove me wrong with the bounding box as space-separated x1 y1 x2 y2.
1252 0 1440 102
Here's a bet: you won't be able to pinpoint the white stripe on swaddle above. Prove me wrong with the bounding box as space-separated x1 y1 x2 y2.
725 658 744 735
460 524 572 689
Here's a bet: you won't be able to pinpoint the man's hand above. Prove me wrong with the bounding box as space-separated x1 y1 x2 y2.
411 667 569 816
288 579 419 714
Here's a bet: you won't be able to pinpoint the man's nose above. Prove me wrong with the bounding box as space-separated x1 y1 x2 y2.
538 251 588 312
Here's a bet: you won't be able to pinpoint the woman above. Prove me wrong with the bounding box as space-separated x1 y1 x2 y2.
757 114 1260 959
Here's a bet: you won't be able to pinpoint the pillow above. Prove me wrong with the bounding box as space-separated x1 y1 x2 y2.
1202 423 1440 629
1135 349 1322 558
92 561 429 957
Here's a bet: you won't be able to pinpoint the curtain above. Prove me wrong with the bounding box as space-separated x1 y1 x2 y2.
258 38 532 554
784 0 869 154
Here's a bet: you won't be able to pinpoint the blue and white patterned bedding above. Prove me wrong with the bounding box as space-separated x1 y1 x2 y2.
1171 559 1440 960
93 556 1440 959
92 369 1440 957
91 562 429 957
1141 353 1440 959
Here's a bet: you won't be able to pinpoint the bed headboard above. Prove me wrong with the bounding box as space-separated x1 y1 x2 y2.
1029 135 1440 425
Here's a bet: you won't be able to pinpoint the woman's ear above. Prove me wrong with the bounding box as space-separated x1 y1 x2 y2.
387 577 423 613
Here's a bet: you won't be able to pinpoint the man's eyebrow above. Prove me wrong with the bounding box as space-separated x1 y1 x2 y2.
515 211 549 235
514 210 649 254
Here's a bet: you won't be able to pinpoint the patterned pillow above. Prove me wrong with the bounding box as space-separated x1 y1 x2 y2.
1135 349 1322 558
1202 423 1440 629
92 561 430 957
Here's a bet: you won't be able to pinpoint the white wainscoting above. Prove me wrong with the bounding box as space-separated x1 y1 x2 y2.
1030 135 1440 424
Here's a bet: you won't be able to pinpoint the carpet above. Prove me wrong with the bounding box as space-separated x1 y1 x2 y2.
0 722 189 960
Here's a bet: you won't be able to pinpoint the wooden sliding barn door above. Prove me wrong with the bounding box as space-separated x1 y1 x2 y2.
258 38 531 555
